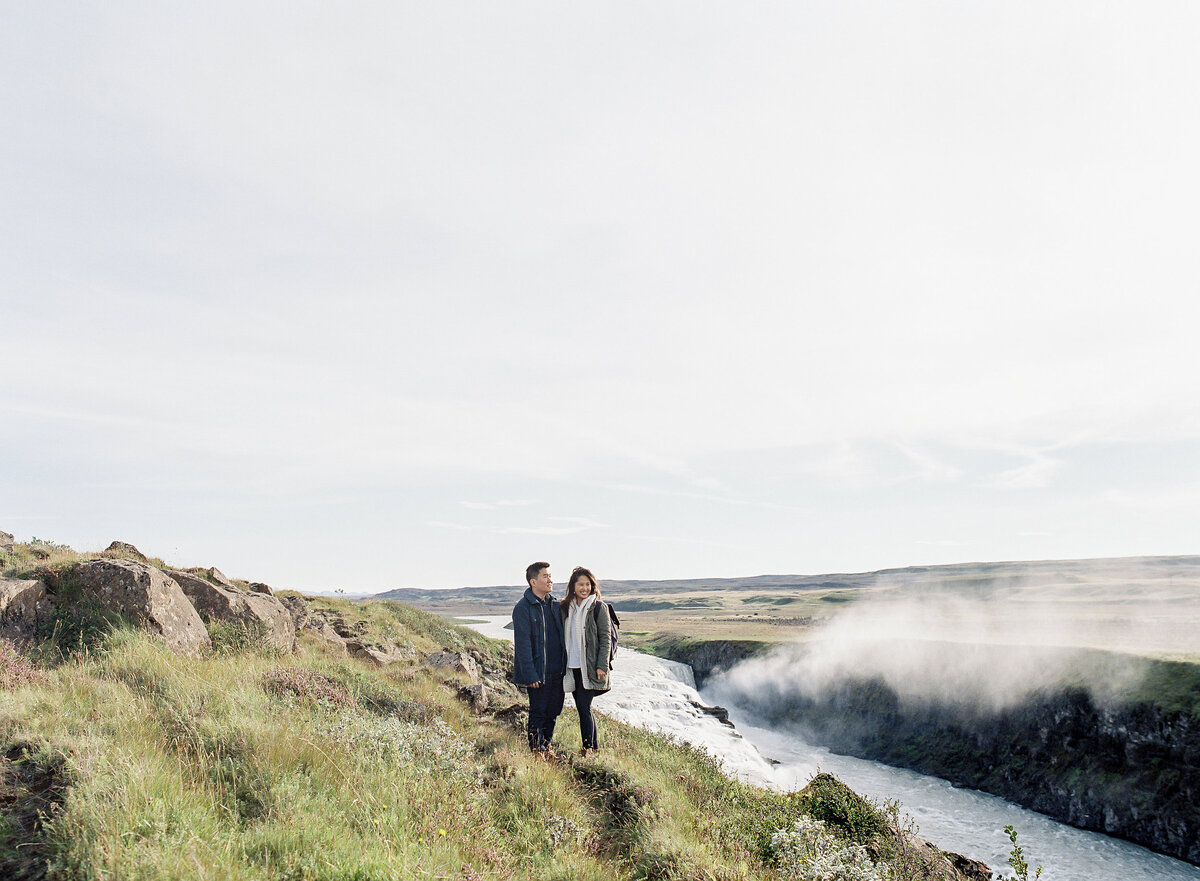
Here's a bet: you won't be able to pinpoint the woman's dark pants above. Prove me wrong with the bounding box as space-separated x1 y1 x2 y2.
527 676 564 751
571 668 601 749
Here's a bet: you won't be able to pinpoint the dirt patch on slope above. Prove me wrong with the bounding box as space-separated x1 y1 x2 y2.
0 742 69 881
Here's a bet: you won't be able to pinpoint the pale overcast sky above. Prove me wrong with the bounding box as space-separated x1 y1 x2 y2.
3 3 1199 592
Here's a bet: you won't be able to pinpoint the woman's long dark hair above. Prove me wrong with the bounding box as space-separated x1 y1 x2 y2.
559 566 601 613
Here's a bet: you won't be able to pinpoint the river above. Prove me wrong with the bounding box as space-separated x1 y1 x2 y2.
462 615 1200 881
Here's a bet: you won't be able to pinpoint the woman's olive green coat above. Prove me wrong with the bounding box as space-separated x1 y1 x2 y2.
562 599 612 693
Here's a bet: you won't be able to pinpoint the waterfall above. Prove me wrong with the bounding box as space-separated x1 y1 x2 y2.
463 615 1200 881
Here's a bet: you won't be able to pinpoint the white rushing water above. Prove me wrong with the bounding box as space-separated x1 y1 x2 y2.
462 615 1200 881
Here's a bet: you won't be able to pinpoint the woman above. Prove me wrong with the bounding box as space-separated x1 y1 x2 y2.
559 566 612 755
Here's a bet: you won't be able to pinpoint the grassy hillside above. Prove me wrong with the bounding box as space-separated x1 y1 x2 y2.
0 583 986 880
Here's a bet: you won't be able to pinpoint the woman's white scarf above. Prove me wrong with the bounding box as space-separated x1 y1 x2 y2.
566 592 597 670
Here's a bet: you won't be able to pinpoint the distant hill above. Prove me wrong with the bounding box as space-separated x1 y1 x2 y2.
376 553 1200 615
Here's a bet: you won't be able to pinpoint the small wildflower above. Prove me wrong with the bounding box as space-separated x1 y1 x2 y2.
439 828 447 836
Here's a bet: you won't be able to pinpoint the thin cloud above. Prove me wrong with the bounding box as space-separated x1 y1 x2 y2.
547 516 609 528
628 534 746 550
495 525 592 536
1102 483 1200 510
971 444 1064 491
597 481 806 513
460 499 537 510
491 515 608 536
892 442 963 485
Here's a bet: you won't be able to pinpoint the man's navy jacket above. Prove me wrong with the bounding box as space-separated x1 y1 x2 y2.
512 587 566 686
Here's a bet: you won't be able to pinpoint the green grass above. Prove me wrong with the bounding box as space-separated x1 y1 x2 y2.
0 593 960 881
1123 657 1200 718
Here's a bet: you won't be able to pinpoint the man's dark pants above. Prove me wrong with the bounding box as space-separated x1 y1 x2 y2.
527 675 565 751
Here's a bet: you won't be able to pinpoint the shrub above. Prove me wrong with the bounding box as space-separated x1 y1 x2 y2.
315 712 482 783
794 773 889 843
0 639 43 689
261 667 355 707
772 815 889 881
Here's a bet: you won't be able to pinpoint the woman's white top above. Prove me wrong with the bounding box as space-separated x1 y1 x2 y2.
566 593 597 669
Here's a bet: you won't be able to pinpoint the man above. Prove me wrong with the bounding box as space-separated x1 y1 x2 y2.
512 561 566 754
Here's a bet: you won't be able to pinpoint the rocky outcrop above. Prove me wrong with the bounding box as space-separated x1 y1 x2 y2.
689 699 734 728
0 532 14 555
0 579 54 643
68 559 210 656
104 541 148 561
248 582 274 596
166 569 295 651
278 595 349 656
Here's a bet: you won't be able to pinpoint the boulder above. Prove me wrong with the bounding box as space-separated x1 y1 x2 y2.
0 579 55 642
425 650 480 683
104 541 148 561
345 640 412 667
483 676 522 706
458 683 490 712
248 582 274 596
0 531 14 554
166 569 295 652
69 560 210 656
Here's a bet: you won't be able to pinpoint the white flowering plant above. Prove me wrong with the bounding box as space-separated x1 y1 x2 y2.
316 711 483 783
771 815 892 881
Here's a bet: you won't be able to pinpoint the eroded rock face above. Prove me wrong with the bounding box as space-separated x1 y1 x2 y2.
104 541 148 561
278 595 312 628
70 559 210 656
0 531 14 554
248 582 274 596
0 579 55 643
166 569 295 652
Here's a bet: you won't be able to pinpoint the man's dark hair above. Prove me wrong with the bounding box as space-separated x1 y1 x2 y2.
526 561 550 586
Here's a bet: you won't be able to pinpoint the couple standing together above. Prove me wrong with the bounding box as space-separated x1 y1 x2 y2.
511 562 614 756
